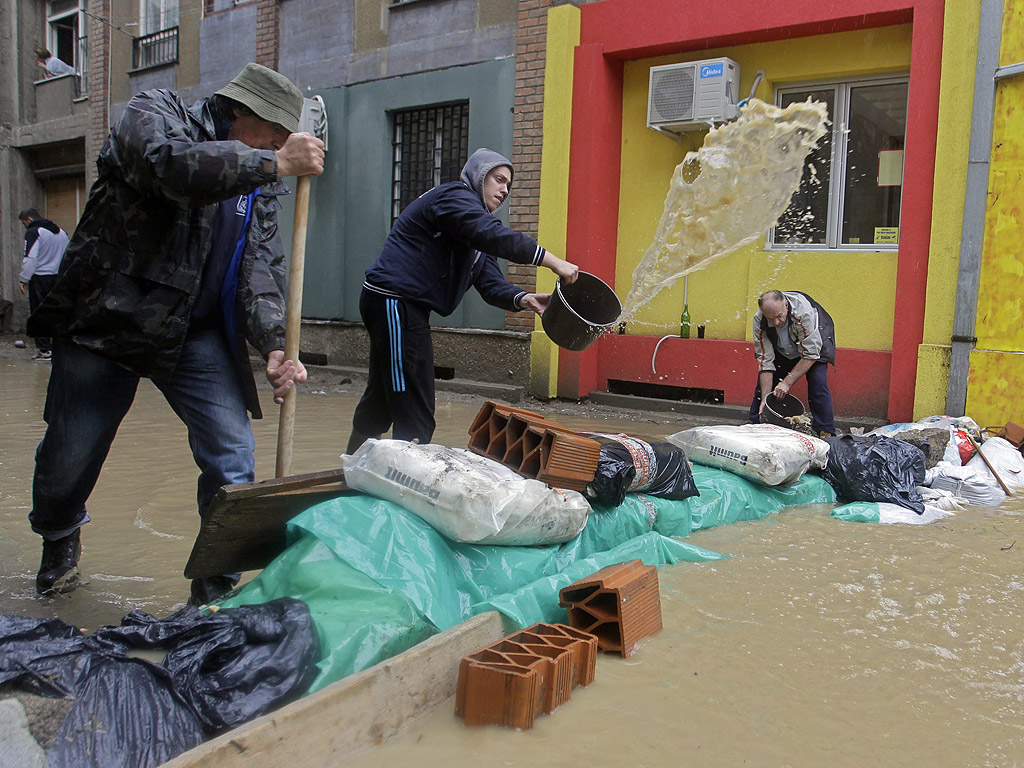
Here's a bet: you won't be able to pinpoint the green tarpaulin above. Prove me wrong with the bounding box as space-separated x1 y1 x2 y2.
221 466 836 692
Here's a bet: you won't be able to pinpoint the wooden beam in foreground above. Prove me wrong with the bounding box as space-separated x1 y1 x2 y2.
160 611 511 767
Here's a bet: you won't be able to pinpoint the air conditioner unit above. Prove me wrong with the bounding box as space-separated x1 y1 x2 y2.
647 58 741 137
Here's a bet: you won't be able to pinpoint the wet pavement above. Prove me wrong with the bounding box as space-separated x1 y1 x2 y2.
3 340 1024 766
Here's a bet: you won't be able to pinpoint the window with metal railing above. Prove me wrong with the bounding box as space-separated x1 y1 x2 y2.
132 26 179 70
391 102 470 223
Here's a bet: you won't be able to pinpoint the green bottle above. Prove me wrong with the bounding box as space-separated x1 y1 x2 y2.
680 304 691 338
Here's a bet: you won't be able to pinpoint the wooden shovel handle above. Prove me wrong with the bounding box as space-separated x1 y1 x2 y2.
275 174 311 478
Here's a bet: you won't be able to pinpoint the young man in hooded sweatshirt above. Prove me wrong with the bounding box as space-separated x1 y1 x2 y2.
347 148 579 452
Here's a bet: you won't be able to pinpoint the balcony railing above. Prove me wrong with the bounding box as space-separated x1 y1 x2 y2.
132 26 179 70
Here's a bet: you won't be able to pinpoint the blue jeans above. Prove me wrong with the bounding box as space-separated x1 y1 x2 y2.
748 356 835 436
30 332 256 540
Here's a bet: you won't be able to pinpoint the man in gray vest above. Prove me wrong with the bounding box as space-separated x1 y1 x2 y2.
749 289 836 437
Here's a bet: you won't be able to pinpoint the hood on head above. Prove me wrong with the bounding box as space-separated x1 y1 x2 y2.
460 148 514 211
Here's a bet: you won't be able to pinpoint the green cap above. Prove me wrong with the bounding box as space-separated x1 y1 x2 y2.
216 63 303 134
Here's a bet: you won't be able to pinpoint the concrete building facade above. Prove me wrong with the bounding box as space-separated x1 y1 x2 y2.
1 0 583 391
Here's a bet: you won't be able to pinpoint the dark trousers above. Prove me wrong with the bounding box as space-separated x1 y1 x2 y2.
28 274 59 353
30 333 255 541
351 288 436 445
749 356 835 436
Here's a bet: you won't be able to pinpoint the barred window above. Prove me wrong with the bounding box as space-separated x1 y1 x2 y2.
391 102 470 223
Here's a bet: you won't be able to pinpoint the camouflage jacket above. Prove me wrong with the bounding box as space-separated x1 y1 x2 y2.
28 89 289 418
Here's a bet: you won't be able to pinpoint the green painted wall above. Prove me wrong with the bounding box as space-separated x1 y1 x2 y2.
297 57 517 328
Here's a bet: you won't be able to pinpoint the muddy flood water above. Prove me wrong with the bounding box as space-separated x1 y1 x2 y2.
3 351 1024 766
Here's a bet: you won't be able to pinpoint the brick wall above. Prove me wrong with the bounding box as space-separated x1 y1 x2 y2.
256 0 281 70
505 0 553 332
86 0 111 188
507 0 594 332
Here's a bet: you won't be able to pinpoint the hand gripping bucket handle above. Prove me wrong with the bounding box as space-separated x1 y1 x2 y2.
541 271 622 352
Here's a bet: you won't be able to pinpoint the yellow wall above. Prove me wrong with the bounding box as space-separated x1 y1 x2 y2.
532 5 581 398
964 0 1024 427
615 27 912 349
912 0 981 420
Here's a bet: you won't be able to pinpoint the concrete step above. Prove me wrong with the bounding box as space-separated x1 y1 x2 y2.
436 378 525 402
587 391 888 432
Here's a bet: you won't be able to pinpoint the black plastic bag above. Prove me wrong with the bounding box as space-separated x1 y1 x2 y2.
823 434 927 513
0 597 319 768
585 434 699 507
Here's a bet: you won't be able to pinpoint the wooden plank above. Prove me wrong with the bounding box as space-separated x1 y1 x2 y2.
184 470 353 579
214 468 348 501
160 611 511 768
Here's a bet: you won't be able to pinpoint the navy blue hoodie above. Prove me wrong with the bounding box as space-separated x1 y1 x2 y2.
364 148 545 316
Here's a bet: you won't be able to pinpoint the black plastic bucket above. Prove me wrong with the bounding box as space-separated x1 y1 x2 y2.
541 271 622 352
761 392 805 427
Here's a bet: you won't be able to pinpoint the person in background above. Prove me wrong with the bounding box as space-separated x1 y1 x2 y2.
750 289 836 438
346 148 579 453
34 47 75 78
26 63 324 603
19 208 69 360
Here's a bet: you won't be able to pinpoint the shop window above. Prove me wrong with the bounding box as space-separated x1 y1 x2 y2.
390 102 469 223
770 77 908 250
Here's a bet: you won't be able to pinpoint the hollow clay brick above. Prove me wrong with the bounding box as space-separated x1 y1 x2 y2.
457 660 539 729
520 623 598 687
558 560 663 658
466 401 600 490
456 622 600 728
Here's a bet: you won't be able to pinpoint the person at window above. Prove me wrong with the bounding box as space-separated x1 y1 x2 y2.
34 47 75 77
346 148 579 453
750 289 836 437
26 63 325 603
18 208 69 361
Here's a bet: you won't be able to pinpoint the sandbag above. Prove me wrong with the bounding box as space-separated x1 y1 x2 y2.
583 433 699 507
918 485 968 512
830 501 952 525
966 436 1024 488
823 434 926 513
925 461 1006 506
666 424 829 486
342 439 592 545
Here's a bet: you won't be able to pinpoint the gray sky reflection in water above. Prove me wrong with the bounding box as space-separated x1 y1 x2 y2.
2 355 1024 765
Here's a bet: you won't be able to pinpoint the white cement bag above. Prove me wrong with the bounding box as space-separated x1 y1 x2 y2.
342 439 592 546
880 503 952 524
965 437 1024 489
666 424 829 486
924 461 1005 507
918 486 967 512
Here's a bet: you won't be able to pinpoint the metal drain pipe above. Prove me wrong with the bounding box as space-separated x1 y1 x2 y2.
946 0 1012 415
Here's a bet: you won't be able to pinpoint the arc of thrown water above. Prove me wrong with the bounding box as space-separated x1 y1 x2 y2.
619 98 829 323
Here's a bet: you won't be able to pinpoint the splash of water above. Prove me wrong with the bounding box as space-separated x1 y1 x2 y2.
620 98 829 320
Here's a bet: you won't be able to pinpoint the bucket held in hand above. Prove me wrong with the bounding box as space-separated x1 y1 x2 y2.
541 271 622 352
762 392 805 428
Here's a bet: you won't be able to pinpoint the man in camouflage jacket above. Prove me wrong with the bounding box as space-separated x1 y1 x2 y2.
26 63 325 602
